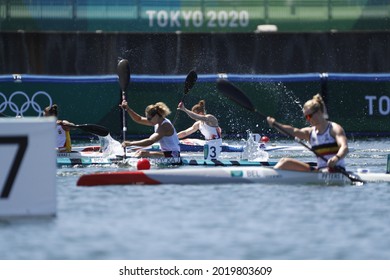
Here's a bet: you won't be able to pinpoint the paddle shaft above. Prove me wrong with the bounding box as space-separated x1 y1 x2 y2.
172 94 187 125
120 90 127 159
121 91 126 140
65 124 109 137
0 111 108 136
120 92 127 159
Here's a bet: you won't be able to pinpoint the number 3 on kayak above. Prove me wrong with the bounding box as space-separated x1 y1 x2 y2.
204 139 222 160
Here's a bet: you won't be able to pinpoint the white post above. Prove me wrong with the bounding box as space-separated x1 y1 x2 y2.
0 117 56 217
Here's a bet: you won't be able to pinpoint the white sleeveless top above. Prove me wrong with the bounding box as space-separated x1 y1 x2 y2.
199 122 222 140
56 124 71 152
57 124 66 147
310 122 345 169
154 119 180 152
57 124 66 148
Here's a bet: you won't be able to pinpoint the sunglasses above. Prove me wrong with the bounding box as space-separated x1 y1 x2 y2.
304 107 319 121
146 110 160 121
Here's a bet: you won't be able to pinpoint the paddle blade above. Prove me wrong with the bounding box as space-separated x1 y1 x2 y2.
216 79 256 112
184 70 198 94
117 59 130 93
71 124 110 137
334 167 365 184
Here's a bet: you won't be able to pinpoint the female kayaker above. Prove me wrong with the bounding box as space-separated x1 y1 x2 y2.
266 94 349 172
43 104 74 153
176 100 222 160
120 100 180 159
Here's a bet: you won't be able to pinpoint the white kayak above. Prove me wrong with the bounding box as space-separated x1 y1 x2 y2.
59 138 353 167
76 166 390 186
70 139 319 154
57 151 292 167
56 140 286 167
57 149 116 166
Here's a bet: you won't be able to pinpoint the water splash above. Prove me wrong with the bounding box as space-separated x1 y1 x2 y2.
257 82 305 127
99 134 124 156
240 130 269 161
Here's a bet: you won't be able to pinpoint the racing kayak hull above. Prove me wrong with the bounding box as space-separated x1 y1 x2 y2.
77 167 390 186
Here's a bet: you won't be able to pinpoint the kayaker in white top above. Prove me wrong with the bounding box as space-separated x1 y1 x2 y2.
43 104 75 153
177 100 222 160
177 100 222 140
266 94 349 172
120 100 180 158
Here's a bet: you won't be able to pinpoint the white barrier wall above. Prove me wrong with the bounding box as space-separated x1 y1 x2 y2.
0 117 56 216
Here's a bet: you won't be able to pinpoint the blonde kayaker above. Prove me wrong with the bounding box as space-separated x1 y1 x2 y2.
267 94 349 172
120 100 180 158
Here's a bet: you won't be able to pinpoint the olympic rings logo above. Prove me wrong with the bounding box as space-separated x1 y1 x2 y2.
0 91 52 117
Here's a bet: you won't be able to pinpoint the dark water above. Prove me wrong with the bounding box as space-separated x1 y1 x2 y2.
1 139 390 260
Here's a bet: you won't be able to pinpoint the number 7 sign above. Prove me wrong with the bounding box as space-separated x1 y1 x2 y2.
0 136 28 198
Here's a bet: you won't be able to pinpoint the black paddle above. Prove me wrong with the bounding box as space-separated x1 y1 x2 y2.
65 124 110 137
173 70 198 125
0 111 108 137
0 112 17 118
216 79 365 184
117 59 131 140
117 59 131 158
